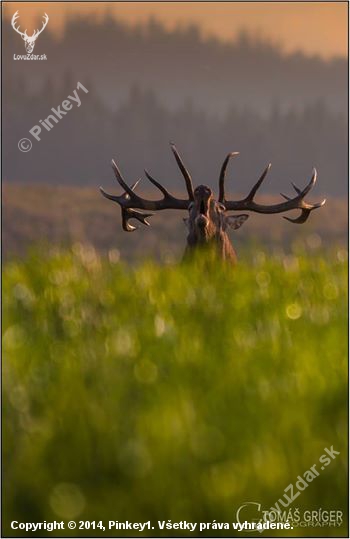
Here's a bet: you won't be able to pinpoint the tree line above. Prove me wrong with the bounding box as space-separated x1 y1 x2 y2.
4 71 346 196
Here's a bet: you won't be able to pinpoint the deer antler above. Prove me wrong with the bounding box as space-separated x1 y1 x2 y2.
218 152 240 203
219 156 326 223
32 13 49 39
100 145 194 231
169 142 194 200
11 11 28 39
11 11 49 41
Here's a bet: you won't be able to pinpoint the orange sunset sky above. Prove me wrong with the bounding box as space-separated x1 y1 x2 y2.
3 2 348 59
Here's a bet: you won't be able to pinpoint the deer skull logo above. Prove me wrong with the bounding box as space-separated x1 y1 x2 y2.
11 11 49 54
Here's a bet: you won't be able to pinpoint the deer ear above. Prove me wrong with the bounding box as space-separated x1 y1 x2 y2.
225 214 249 230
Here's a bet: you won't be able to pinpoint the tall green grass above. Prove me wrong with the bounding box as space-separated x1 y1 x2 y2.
3 246 348 537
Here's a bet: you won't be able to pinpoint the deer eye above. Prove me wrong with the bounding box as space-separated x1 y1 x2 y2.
218 203 226 211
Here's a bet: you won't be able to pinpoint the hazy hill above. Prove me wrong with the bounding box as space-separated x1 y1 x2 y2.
3 15 347 195
4 15 347 116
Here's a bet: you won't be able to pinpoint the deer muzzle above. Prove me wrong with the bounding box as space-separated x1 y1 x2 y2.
193 185 213 229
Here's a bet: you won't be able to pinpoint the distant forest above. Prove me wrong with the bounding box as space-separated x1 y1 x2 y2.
3 14 347 196
4 14 347 114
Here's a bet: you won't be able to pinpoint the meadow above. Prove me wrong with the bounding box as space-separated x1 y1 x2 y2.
3 244 348 537
3 183 347 262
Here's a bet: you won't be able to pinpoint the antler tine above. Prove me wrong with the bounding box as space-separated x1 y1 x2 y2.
11 10 18 25
284 209 310 224
245 163 272 202
121 208 153 232
280 192 291 201
111 159 136 198
300 168 317 197
284 203 323 223
144 170 174 198
170 143 194 200
129 179 142 192
33 13 49 38
283 170 316 202
218 152 239 203
11 11 27 37
99 178 141 203
291 182 302 195
99 186 119 202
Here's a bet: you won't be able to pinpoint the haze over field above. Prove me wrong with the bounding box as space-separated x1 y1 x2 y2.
3 183 347 261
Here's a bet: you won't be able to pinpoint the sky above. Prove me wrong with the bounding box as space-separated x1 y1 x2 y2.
3 1 348 59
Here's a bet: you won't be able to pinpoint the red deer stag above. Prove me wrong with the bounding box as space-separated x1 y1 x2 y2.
100 144 325 262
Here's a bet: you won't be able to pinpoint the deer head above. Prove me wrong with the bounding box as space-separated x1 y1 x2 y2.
100 144 326 262
11 11 49 54
184 183 249 257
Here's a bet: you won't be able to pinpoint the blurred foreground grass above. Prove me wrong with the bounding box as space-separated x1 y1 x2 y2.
3 246 348 537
